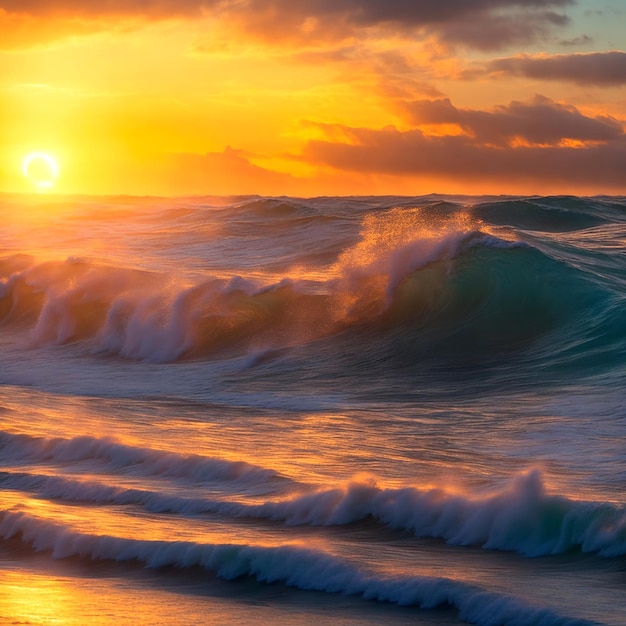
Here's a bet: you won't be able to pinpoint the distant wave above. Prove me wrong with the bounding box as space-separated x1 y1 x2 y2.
0 431 279 486
471 197 613 232
0 509 597 626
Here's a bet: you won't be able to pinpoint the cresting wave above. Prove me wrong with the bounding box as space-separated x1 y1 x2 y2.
0 222 506 360
0 509 596 626
3 457 625 558
0 216 617 370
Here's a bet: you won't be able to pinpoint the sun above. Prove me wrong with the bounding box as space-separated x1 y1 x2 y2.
22 152 60 190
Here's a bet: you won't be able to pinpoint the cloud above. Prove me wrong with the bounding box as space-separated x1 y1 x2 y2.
0 1 212 18
430 8 570 51
558 34 593 47
289 45 446 102
483 51 626 86
0 11 105 50
405 95 624 145
223 0 574 51
239 0 572 28
0 0 574 50
301 97 626 190
143 146 372 196
0 0 573 21
157 146 300 196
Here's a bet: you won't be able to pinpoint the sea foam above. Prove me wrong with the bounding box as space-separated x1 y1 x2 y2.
3 463 625 558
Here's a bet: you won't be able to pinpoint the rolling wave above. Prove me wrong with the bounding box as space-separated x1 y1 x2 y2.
0 509 597 626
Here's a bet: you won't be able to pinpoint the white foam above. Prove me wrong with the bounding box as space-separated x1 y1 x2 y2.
5 465 625 558
0 509 593 626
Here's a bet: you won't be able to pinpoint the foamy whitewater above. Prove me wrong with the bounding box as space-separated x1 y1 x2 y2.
0 193 625 625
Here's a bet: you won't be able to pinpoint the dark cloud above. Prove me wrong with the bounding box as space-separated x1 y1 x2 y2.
0 0 572 21
484 51 626 86
432 8 571 50
0 0 573 50
302 98 626 190
236 0 573 50
0 1 213 18
558 34 593 47
256 0 573 28
405 95 624 145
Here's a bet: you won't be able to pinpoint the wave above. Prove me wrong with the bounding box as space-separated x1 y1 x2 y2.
0 509 597 626
0 225 487 360
471 198 610 232
247 470 626 558
0 431 279 486
0 204 622 381
4 465 625 559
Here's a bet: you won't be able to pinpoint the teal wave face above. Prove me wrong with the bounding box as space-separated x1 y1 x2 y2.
0 195 624 394
472 198 610 232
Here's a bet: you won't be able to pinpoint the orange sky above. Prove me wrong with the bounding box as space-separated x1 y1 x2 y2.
1 0 625 196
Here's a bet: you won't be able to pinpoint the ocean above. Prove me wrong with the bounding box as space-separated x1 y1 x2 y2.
0 193 624 625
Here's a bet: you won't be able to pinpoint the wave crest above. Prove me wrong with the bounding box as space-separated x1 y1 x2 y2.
0 204 616 371
4 462 625 558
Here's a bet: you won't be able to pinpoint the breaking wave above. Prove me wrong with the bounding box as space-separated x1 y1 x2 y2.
1 203 622 381
2 459 624 558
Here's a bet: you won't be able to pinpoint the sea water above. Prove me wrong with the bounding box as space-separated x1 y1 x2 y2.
0 193 625 625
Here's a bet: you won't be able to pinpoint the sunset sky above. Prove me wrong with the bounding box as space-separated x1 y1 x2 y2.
1 0 625 196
